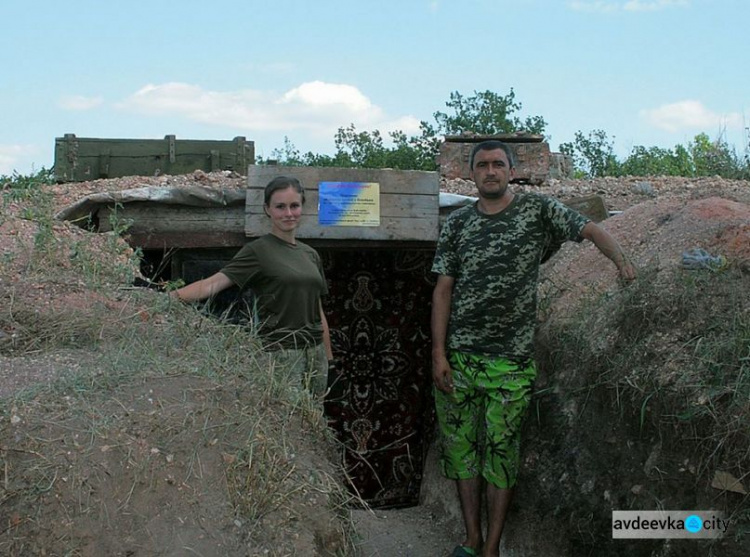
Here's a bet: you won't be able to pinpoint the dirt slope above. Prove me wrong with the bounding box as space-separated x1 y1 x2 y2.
1 172 748 556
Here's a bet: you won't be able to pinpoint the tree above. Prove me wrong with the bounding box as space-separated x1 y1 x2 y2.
332 123 440 170
688 132 743 178
392 121 442 170
433 89 547 136
620 145 695 177
262 88 548 171
258 136 344 168
264 91 750 179
560 129 620 178
260 125 440 171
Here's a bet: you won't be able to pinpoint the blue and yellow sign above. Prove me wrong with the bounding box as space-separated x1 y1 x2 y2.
318 182 380 226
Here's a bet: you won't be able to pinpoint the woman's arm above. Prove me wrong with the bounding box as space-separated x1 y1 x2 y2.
319 302 333 360
170 272 234 302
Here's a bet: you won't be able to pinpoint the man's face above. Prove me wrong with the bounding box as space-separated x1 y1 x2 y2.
470 148 515 200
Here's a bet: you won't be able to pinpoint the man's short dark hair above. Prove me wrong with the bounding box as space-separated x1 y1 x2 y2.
469 140 515 170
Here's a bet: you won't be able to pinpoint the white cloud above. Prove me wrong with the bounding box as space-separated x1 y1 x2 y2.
58 95 104 111
640 100 744 133
117 81 419 139
568 0 687 12
624 0 688 11
380 115 423 137
0 144 37 175
280 81 374 113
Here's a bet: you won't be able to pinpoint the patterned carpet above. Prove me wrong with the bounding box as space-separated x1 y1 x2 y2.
322 249 436 508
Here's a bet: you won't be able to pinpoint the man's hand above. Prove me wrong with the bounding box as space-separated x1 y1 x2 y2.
618 260 638 283
581 222 637 284
433 355 454 394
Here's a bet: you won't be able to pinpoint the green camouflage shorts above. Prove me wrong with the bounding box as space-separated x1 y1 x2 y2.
434 351 536 488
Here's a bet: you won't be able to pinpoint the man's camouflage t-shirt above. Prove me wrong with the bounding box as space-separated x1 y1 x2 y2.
431 192 590 359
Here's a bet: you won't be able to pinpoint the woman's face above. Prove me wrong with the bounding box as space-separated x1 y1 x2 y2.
266 186 304 235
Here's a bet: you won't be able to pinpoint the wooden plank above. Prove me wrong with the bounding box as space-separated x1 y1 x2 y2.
54 135 255 181
237 139 254 176
167 135 176 163
561 194 609 223
69 138 247 158
444 133 545 144
291 217 435 241
304 239 435 250
245 165 440 242
128 231 247 249
247 166 439 196
99 151 111 178
53 134 79 182
246 190 437 218
97 202 245 238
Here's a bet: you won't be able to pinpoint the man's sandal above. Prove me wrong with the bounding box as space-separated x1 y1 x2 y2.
450 546 477 557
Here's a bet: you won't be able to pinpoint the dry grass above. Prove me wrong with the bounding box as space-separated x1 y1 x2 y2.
1 291 359 554
0 170 358 555
537 262 749 544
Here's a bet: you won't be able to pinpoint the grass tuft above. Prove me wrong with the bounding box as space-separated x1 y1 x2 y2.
0 170 356 556
539 262 749 492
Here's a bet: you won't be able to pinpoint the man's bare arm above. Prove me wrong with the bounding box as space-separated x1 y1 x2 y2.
432 274 455 393
581 222 637 282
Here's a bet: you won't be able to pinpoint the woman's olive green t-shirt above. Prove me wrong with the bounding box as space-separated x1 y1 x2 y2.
221 234 327 348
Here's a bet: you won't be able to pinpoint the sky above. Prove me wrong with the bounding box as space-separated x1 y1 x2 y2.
1 0 748 176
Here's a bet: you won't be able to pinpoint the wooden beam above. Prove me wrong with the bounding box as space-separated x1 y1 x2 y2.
246 166 440 242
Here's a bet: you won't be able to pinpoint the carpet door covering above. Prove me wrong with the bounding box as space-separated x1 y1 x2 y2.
323 249 435 508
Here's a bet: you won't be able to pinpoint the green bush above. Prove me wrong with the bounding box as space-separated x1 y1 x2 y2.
564 130 750 179
260 88 546 171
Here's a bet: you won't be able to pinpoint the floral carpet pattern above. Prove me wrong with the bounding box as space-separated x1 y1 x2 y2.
323 249 435 508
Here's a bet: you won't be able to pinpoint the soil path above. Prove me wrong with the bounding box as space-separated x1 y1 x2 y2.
352 505 460 556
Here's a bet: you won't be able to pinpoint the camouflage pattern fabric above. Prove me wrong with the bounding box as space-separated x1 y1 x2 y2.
434 351 536 488
431 193 590 359
269 342 329 400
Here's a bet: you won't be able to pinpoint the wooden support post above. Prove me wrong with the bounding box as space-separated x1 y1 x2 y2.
98 150 110 178
166 135 176 163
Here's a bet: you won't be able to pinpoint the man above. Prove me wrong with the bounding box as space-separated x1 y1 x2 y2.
431 140 636 557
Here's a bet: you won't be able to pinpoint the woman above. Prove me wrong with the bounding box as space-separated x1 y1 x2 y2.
170 176 333 398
